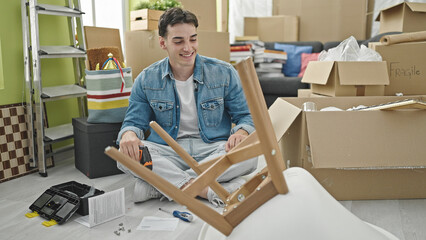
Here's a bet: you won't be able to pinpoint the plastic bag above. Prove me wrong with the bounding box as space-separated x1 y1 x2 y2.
318 36 382 61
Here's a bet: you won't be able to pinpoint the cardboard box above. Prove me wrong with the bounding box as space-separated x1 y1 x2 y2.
370 41 426 96
130 9 164 31
273 96 426 200
244 16 299 42
297 89 327 98
180 0 228 31
376 2 426 34
125 30 230 80
273 0 369 42
301 61 389 96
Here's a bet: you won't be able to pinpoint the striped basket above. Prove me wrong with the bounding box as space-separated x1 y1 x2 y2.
85 68 132 123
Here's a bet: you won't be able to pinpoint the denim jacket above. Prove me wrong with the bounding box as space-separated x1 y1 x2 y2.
117 54 255 145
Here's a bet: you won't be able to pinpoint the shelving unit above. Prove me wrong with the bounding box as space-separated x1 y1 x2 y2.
21 0 87 177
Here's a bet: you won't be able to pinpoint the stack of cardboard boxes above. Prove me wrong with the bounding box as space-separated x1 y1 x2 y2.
244 15 299 42
123 1 426 200
271 2 426 200
245 0 374 43
126 0 230 80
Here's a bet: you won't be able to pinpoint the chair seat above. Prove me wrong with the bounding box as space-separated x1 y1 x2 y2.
198 167 399 240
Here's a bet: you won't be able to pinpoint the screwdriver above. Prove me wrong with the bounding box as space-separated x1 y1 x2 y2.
159 208 193 222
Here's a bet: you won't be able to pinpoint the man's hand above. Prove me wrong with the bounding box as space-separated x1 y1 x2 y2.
225 129 249 152
119 131 143 161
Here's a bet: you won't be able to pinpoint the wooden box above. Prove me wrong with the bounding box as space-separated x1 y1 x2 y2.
130 9 164 31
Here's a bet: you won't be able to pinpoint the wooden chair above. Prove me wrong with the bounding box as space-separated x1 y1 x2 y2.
105 58 398 239
105 57 289 236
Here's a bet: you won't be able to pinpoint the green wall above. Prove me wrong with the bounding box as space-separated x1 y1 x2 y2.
0 0 27 104
0 38 4 89
129 0 144 10
0 0 83 148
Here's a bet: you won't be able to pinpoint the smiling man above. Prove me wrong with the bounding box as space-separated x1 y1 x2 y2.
117 8 257 206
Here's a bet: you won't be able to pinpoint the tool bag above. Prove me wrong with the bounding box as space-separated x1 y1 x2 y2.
85 67 132 123
27 181 104 225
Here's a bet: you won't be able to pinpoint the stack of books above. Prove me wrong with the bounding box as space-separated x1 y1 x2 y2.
256 49 287 77
231 37 266 64
230 44 253 64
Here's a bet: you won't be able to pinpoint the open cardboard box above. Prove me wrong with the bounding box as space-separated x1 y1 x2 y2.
301 61 389 97
271 95 426 200
376 2 426 34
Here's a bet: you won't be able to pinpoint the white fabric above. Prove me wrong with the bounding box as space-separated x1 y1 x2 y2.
175 75 199 138
198 167 398 240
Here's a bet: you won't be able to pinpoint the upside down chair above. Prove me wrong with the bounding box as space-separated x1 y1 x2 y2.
105 58 399 240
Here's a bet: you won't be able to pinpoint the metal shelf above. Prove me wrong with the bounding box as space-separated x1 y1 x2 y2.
36 3 84 17
39 46 86 58
44 123 74 143
41 84 86 102
22 0 87 176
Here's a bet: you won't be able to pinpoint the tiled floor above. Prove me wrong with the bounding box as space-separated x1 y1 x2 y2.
0 151 425 240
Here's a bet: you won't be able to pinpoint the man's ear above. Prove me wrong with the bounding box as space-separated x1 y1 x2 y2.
159 36 167 50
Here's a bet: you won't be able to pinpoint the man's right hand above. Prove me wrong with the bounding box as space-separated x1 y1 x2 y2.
119 131 143 161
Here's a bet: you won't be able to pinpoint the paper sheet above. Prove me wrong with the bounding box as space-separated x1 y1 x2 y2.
136 217 179 231
75 188 125 228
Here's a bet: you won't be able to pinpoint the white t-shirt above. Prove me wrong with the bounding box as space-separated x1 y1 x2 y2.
174 75 199 138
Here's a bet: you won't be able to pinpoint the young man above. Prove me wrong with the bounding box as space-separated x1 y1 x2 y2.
117 7 257 206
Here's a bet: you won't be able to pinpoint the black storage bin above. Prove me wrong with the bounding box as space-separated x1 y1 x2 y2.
72 117 123 178
52 181 104 216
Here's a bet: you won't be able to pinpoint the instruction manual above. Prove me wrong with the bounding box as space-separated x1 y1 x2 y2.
75 188 125 228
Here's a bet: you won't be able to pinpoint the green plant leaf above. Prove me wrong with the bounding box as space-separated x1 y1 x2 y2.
133 0 182 11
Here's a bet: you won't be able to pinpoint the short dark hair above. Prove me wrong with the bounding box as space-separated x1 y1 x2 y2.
158 7 198 37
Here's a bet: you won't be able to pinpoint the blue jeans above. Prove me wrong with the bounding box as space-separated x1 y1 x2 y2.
117 136 258 190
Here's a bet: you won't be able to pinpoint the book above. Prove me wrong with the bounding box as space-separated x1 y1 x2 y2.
235 36 260 41
230 45 251 52
230 56 252 63
264 49 287 57
230 51 253 57
257 62 283 69
262 58 286 64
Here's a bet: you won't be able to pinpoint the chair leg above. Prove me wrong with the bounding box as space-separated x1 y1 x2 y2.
104 146 234 236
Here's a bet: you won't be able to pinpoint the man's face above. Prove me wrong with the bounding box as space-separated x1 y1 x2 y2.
159 23 198 69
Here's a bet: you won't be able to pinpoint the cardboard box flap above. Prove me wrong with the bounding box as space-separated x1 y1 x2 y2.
376 2 426 21
406 2 426 13
301 61 335 85
305 110 426 169
337 61 389 86
376 2 402 21
268 98 301 141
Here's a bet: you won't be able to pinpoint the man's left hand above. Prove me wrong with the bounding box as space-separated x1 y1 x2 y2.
225 129 249 152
